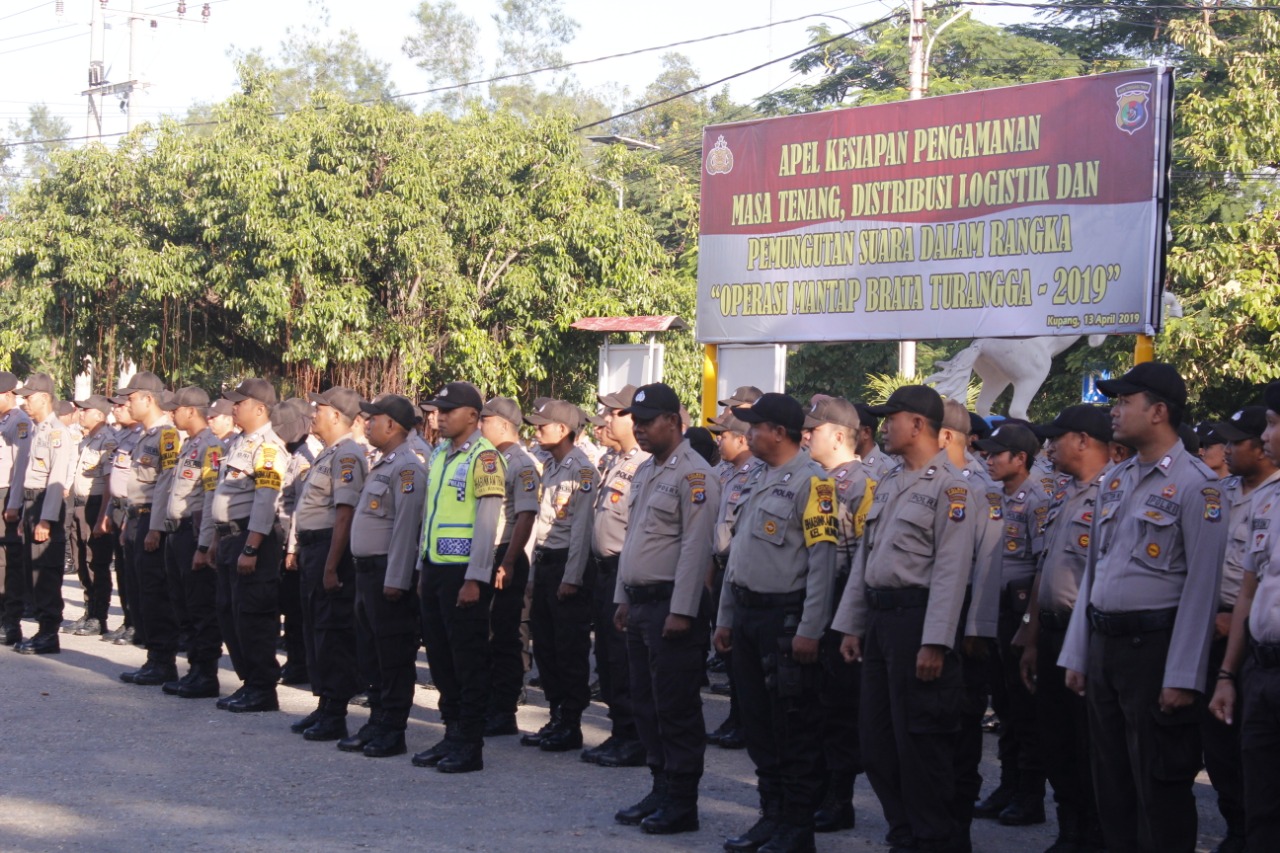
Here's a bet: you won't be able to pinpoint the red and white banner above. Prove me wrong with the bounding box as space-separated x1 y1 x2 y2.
696 68 1173 344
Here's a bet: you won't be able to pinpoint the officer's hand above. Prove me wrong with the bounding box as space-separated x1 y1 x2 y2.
33 520 50 543
1019 644 1038 694
1065 669 1087 697
236 553 257 575
456 579 481 608
192 550 209 571
790 634 819 665
284 552 298 571
839 634 862 664
383 586 404 602
144 530 161 552
92 515 111 538
3 508 18 525
556 582 579 602
323 567 341 593
613 603 629 634
1010 621 1032 650
1214 612 1232 640
713 627 733 655
1158 686 1196 714
662 613 693 640
916 644 945 682
1209 680 1237 726
494 563 511 591
961 636 990 661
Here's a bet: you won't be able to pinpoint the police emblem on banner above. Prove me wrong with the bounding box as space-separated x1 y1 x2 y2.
705 135 734 176
1115 81 1151 135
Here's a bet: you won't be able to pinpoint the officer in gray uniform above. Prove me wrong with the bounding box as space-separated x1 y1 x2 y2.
854 402 896 483
715 393 839 853
116 372 183 686
520 399 600 753
12 373 75 654
611 382 720 835
1018 405 1113 852
802 395 873 834
0 372 34 646
285 388 366 740
336 394 426 759
1059 363 1228 853
158 386 226 699
274 397 321 686
834 385 977 853
584 384 650 768
198 378 289 713
972 423 1050 825
479 396 541 737
65 395 117 637
100 401 143 645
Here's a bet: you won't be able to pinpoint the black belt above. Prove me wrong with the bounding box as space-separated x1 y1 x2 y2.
73 496 89 507
353 555 388 573
594 553 620 574
214 518 250 537
112 496 129 510
1087 605 1177 637
23 488 42 501
1252 641 1280 669
730 583 805 609
865 586 930 610
297 528 333 546
713 555 728 573
625 581 674 604
165 516 194 533
1038 609 1074 632
534 547 568 564
126 504 152 519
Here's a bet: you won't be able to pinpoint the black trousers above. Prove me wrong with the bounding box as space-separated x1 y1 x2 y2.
111 503 135 629
421 560 494 741
0 487 28 630
133 510 178 662
530 549 593 717
279 536 306 669
711 561 741 729
121 513 147 644
593 554 637 739
167 520 220 664
22 491 66 634
627 592 709 777
819 624 862 777
70 497 114 624
487 544 529 718
989 584 1042 787
216 543 245 679
1201 633 1245 838
1241 656 1280 851
1086 626 1201 853
299 537 358 708
953 638 992 828
353 556 420 730
214 527 281 690
860 604 962 848
1037 624 1096 822
732 600 825 826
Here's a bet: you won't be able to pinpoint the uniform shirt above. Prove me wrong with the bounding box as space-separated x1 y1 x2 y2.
615 439 720 617
996 476 1050 586
292 437 368 534
158 428 225 529
23 412 76 521
713 454 765 558
420 429 505 583
961 455 1004 639
126 419 179 507
349 444 427 591
533 446 599 586
826 457 874 575
199 423 289 548
717 450 839 641
591 445 650 559
1059 442 1229 692
107 424 143 502
1220 471 1280 610
1246 480 1280 643
0 407 33 510
405 430 435 466
861 444 896 483
71 425 117 501
1036 470 1104 611
278 437 322 532
597 448 618 479
496 442 541 547
833 450 977 649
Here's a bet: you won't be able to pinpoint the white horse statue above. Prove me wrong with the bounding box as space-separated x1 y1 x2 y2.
926 291 1184 421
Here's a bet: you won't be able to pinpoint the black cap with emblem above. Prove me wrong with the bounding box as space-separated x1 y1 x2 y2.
733 392 805 432
224 377 278 409
1097 362 1187 408
622 383 682 420
867 385 944 425
1033 404 1113 444
1212 406 1267 443
360 394 417 433
425 381 484 412
975 423 1041 462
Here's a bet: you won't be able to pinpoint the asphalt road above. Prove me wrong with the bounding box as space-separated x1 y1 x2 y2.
0 578 1230 853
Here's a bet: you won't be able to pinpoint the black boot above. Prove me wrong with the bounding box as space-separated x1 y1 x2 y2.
539 711 583 752
974 764 1017 819
131 658 179 686
724 795 784 852
176 661 220 699
484 713 519 737
1044 805 1082 853
162 667 197 696
291 700 327 734
520 707 561 747
362 726 406 758
641 772 700 835
412 723 458 767
215 685 249 710
303 708 349 742
338 710 384 752
813 772 856 832
758 822 816 853
998 775 1046 826
437 739 483 773
616 766 668 825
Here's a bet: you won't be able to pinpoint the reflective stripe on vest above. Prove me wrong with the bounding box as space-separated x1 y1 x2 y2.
424 438 497 564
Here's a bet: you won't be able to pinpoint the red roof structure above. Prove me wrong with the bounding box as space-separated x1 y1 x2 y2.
570 316 688 333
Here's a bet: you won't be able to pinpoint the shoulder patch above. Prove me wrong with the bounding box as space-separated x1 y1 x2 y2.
159 427 180 470
254 444 283 490
1204 487 1222 522
802 477 839 547
578 466 595 493
400 468 416 494
473 450 505 498
946 485 968 522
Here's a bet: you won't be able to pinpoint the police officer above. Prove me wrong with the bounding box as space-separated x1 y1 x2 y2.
198 378 288 712
274 397 321 686
584 384 649 768
157 386 226 699
100 399 143 645
115 372 182 685
714 392 839 853
1016 405 1113 852
336 393 426 758
0 371 32 646
12 373 75 654
854 402 896 483
834 385 977 853
1059 362 1228 852
517 399 599 751
801 395 874 834
477 397 540 738
64 396 117 638
610 383 719 834
972 423 1050 825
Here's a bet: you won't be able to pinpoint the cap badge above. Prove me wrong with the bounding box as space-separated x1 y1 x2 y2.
635 391 646 402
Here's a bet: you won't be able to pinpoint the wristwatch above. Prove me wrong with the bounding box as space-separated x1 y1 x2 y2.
242 544 259 557
1021 612 1032 625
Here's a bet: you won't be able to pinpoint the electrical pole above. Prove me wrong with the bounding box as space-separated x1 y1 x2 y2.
85 0 105 141
127 0 142 131
899 0 926 379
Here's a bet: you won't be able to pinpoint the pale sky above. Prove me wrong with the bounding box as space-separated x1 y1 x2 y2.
0 0 1028 146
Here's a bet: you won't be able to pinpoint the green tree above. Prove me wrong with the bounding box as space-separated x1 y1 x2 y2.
1 104 71 212
403 0 482 115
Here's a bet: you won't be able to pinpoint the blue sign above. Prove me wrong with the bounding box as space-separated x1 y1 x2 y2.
1082 368 1111 404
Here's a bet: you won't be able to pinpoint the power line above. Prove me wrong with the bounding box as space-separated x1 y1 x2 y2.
0 22 77 43
0 1 53 23
0 30 86 57
958 0 1280 10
